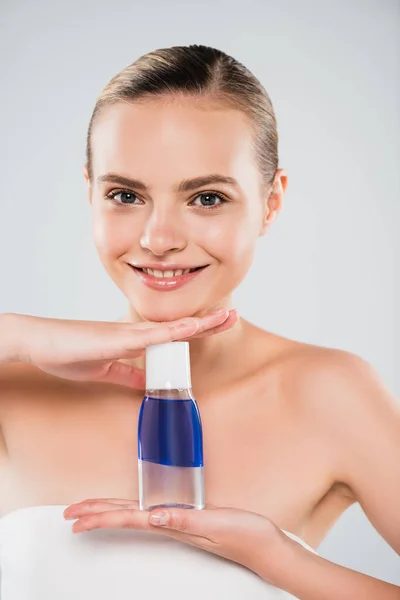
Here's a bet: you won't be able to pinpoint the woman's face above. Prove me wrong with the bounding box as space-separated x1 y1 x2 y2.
85 96 280 322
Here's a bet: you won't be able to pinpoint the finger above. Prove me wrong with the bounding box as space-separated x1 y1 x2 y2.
94 361 146 389
138 318 200 346
94 312 236 387
191 308 230 333
111 309 231 362
191 309 238 339
149 507 216 540
130 308 229 334
71 506 216 549
101 320 197 361
82 498 140 506
71 507 150 533
64 499 139 520
131 310 230 349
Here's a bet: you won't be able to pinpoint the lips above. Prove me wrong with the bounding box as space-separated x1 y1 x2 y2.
129 264 208 291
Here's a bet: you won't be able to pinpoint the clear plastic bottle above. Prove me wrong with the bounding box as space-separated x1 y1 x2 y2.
138 341 204 511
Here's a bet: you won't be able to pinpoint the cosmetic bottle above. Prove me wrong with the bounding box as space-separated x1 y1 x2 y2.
138 341 204 511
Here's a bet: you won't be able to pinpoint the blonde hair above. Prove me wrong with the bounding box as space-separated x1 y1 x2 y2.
86 44 279 185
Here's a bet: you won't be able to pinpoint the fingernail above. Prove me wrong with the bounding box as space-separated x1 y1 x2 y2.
149 511 168 526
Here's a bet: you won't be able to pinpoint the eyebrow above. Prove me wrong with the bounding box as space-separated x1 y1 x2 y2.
96 173 239 193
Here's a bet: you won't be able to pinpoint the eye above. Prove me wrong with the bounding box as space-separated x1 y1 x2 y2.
190 192 227 209
106 189 141 205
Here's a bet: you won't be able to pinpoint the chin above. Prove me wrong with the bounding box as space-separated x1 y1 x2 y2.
131 302 203 324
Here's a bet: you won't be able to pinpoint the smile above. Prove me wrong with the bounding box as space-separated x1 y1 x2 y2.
138 267 201 278
128 264 208 291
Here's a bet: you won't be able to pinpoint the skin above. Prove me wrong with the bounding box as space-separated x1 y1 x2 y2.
0 94 399 566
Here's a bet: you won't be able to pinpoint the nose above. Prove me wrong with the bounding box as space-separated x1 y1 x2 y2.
140 210 187 256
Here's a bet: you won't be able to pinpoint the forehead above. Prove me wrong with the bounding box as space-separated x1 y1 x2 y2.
90 98 258 183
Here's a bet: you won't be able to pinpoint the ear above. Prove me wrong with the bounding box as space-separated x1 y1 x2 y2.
259 168 288 236
83 164 93 205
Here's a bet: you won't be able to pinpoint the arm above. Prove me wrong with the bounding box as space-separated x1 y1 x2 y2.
266 532 400 599
264 351 400 598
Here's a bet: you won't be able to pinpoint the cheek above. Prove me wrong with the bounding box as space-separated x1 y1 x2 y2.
91 211 135 260
201 215 258 268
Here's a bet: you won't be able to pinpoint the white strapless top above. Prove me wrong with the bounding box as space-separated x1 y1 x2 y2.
0 505 317 599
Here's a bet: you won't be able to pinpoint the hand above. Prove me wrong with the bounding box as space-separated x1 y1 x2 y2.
1 308 238 388
63 497 286 585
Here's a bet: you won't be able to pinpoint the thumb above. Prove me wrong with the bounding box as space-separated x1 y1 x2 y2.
95 360 146 389
149 506 216 534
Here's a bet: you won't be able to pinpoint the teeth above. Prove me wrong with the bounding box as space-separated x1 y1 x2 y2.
141 268 194 278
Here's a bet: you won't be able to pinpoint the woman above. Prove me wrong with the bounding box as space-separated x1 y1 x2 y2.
0 44 399 599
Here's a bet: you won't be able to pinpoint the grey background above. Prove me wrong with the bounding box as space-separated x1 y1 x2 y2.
0 0 399 588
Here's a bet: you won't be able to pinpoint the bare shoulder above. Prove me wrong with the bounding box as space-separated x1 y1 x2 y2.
281 342 400 551
281 342 399 421
270 336 399 430
269 337 400 496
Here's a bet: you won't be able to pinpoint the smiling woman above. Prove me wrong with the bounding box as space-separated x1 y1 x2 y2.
0 43 399 600
84 46 282 323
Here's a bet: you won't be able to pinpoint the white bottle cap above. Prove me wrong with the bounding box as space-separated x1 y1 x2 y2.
145 341 191 390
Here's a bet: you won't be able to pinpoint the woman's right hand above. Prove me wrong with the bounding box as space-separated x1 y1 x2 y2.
0 309 238 389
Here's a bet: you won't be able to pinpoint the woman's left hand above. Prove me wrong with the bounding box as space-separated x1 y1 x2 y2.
63 498 286 583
